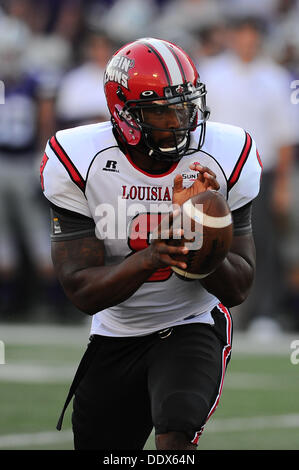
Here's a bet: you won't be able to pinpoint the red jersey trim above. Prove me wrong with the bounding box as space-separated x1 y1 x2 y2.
228 131 252 191
125 152 179 178
40 153 49 192
49 135 85 192
190 303 232 445
256 149 263 170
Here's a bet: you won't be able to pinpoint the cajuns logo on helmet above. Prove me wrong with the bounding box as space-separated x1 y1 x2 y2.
104 55 135 89
104 37 209 157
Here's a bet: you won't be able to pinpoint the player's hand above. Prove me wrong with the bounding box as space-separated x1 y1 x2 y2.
142 210 189 271
172 163 220 206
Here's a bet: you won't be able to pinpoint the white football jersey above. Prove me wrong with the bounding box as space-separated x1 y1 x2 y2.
42 121 262 336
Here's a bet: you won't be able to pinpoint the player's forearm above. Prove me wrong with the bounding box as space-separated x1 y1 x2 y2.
61 250 155 315
200 252 255 307
200 234 256 307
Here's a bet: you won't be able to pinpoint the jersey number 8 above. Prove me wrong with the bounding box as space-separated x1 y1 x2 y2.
127 212 172 282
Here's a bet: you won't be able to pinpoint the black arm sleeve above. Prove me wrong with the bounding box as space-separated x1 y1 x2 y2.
50 202 96 241
231 201 253 236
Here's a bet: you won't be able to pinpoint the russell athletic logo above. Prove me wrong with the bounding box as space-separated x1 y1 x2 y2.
103 160 119 173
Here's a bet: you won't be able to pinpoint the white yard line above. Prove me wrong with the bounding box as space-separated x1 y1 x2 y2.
0 322 91 346
1 365 298 389
224 372 299 390
0 322 298 354
0 364 76 382
207 413 299 433
0 414 298 448
0 430 72 448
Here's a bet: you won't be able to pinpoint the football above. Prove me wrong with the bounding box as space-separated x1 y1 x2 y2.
171 190 233 280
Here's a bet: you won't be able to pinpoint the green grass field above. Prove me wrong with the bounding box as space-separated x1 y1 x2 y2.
0 322 299 450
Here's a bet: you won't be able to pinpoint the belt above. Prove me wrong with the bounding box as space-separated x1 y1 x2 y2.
157 327 173 339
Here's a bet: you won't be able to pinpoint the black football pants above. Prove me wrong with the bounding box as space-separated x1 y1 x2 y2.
67 304 232 450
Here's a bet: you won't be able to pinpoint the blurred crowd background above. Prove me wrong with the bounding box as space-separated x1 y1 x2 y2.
0 0 298 335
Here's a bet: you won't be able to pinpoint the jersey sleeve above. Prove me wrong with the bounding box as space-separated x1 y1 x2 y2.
41 135 92 218
231 201 252 236
227 131 263 211
50 202 95 241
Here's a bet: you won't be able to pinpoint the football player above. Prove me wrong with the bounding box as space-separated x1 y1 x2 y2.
41 38 262 450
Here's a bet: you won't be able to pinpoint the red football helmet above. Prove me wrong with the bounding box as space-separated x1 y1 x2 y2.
104 37 209 161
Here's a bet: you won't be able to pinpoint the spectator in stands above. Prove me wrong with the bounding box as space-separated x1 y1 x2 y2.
199 16 297 334
192 22 228 70
219 0 279 25
0 15 59 319
153 0 221 39
55 30 112 129
99 0 158 44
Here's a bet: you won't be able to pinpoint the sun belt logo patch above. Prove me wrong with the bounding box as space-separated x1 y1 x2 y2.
104 56 135 89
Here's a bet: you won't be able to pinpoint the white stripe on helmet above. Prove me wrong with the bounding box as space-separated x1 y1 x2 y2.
141 38 184 85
